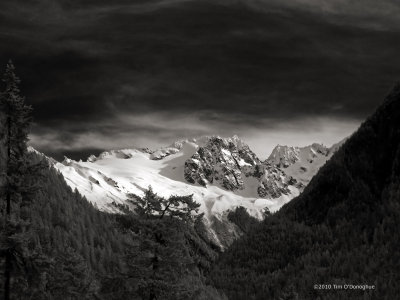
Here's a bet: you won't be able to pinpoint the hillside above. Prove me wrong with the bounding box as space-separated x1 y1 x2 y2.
209 84 400 299
0 151 224 299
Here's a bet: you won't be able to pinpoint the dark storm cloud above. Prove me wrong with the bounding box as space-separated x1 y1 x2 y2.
1 0 400 159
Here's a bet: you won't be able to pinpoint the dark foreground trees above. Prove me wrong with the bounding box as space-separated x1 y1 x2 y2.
0 60 36 300
106 187 219 299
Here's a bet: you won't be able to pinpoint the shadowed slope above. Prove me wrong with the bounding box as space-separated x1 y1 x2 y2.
209 84 400 299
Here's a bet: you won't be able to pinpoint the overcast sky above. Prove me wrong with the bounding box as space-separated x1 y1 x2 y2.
1 0 400 160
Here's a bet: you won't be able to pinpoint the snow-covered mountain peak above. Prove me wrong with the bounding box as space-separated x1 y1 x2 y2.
86 148 152 163
268 145 301 167
35 134 344 248
27 135 345 248
266 141 345 187
183 136 298 200
267 143 330 168
62 156 73 165
83 135 250 164
51 135 293 211
50 136 337 215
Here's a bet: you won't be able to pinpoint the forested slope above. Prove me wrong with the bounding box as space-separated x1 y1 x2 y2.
0 152 224 299
209 84 400 300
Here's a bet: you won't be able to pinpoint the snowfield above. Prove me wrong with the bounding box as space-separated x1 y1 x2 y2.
46 136 345 248
51 136 345 236
55 140 300 220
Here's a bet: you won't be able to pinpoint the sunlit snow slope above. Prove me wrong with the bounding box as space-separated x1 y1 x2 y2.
267 140 346 187
55 138 288 218
54 136 342 221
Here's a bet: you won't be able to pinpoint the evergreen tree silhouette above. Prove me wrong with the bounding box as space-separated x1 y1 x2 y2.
0 60 32 300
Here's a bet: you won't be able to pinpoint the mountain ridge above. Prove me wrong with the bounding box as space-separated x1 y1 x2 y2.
50 135 340 215
33 135 342 248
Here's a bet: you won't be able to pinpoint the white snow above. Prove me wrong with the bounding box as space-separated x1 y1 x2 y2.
54 140 301 221
267 141 344 187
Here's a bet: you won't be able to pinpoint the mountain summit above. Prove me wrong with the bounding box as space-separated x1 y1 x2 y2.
267 141 345 187
50 135 340 247
184 135 297 198
53 135 337 215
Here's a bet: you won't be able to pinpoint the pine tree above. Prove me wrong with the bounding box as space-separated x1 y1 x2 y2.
133 186 162 217
160 194 201 221
133 187 202 222
0 60 33 300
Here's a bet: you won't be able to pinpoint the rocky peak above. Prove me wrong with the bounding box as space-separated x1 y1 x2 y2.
268 143 329 168
184 135 296 198
268 145 300 168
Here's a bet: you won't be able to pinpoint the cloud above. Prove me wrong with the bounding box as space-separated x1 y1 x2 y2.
29 109 360 161
1 0 399 159
243 0 400 28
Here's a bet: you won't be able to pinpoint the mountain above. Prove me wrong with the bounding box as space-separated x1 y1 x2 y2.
53 136 337 214
50 135 339 247
183 135 298 198
267 141 345 187
209 84 400 299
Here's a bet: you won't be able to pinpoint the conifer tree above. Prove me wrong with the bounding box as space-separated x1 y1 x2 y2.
159 194 202 222
0 60 33 300
134 187 201 222
134 186 162 217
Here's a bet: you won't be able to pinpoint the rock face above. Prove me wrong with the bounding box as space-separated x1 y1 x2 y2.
266 142 344 188
254 162 297 198
184 136 255 189
184 135 297 198
268 143 329 168
267 145 301 168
